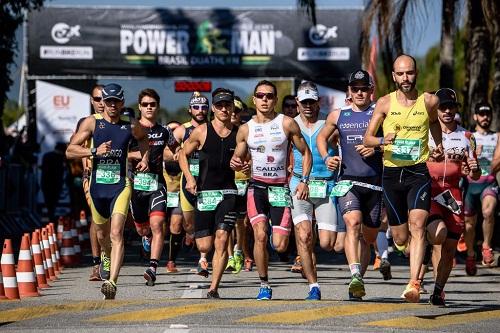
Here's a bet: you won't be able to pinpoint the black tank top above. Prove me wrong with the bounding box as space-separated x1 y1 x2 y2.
197 122 237 191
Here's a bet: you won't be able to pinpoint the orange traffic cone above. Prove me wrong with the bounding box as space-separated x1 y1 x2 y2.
71 220 81 265
60 219 77 267
1 239 20 299
79 210 90 249
48 223 61 274
17 234 39 297
31 231 49 289
41 228 56 281
57 216 64 247
0 264 8 299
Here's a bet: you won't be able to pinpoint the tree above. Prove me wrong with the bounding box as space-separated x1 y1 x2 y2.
297 0 317 26
439 0 459 89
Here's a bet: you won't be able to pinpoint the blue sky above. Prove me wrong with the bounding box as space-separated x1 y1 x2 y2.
7 0 442 109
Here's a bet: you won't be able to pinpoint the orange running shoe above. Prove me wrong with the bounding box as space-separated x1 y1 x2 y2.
481 247 494 267
373 256 381 271
456 234 467 252
402 280 421 303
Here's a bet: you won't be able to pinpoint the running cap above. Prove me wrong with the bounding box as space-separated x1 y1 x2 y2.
297 81 319 101
435 88 460 106
348 70 373 86
212 89 234 104
102 83 124 101
474 101 492 114
189 91 209 106
234 96 243 112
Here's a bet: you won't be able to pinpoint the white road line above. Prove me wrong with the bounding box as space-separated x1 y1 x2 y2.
180 269 208 299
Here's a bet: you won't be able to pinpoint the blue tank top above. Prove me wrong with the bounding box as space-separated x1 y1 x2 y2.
293 115 335 179
337 104 383 178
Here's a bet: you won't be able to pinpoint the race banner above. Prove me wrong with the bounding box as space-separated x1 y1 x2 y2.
28 7 362 80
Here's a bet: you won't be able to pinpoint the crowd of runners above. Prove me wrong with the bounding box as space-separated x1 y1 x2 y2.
65 54 500 305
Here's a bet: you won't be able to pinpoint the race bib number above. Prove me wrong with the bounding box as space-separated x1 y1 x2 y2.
433 189 461 215
235 180 248 196
167 192 179 208
330 181 353 197
95 164 120 184
268 186 291 207
189 158 199 177
392 139 421 161
309 180 327 198
133 173 158 191
197 190 224 211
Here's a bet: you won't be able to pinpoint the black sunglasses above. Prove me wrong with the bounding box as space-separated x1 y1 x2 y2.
350 86 371 93
255 92 275 99
284 103 297 108
92 96 102 102
140 102 157 108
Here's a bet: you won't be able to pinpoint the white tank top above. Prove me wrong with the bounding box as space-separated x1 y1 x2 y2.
247 113 289 184
473 131 498 182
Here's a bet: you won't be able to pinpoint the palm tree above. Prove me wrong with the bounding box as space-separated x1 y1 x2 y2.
439 0 459 89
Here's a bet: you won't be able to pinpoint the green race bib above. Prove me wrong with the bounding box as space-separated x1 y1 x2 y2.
133 173 158 191
268 186 291 207
189 158 199 177
95 164 120 184
197 190 224 211
309 180 328 198
235 180 248 196
167 192 179 208
392 139 421 161
330 181 353 197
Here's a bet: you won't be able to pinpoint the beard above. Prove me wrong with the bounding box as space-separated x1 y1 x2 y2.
396 80 416 93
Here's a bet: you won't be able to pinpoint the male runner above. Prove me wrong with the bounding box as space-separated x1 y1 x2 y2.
290 81 338 300
282 95 298 118
363 55 443 303
129 88 176 286
317 70 387 301
179 88 238 298
231 80 312 300
463 102 499 273
426 88 480 305
66 83 149 299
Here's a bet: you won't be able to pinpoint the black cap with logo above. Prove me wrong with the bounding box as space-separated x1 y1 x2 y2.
348 69 373 86
435 88 461 106
212 90 234 104
102 83 124 101
474 101 492 114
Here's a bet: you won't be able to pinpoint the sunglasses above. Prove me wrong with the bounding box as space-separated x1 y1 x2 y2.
191 105 208 111
140 102 157 108
476 111 491 117
92 96 102 102
350 86 371 93
255 92 275 99
284 103 297 108
104 99 122 105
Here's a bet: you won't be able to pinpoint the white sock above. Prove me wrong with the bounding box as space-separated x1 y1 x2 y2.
377 231 389 259
349 263 361 276
309 283 320 290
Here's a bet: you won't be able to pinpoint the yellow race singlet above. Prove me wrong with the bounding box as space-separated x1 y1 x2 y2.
383 91 429 167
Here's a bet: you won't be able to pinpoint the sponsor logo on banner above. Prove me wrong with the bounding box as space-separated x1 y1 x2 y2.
308 25 338 45
51 23 81 44
40 46 93 59
53 96 70 109
297 47 350 61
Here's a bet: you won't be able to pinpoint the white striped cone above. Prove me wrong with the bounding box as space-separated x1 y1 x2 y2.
1 239 20 299
48 223 61 274
38 230 50 281
0 261 8 299
71 223 81 265
61 220 77 266
16 235 39 297
57 217 64 247
41 228 56 280
79 210 88 227
31 231 49 288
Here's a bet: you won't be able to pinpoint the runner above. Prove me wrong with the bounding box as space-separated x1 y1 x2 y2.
463 102 499 273
179 88 239 298
363 55 443 303
290 81 338 300
231 80 312 300
317 70 387 301
173 92 210 276
66 83 149 299
282 95 298 118
128 88 176 286
426 88 480 305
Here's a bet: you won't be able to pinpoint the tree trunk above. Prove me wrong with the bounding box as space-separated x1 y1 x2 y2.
439 0 458 89
392 0 409 56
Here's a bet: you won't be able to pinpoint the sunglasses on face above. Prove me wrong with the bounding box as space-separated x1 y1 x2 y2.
92 96 102 102
191 104 208 111
214 101 233 110
140 102 157 108
104 99 122 105
350 86 371 93
284 103 297 108
476 111 491 117
254 92 275 99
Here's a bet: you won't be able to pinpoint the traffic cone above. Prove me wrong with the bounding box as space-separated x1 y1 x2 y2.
1 239 20 299
60 219 77 267
31 231 49 289
71 220 82 266
17 234 39 297
80 210 90 249
80 210 88 227
57 216 64 247
41 228 56 281
0 264 8 299
48 223 61 274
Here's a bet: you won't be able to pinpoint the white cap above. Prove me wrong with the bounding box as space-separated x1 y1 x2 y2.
297 85 319 102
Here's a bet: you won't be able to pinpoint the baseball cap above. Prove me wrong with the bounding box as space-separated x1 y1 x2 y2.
297 81 319 102
474 101 492 114
435 88 460 106
102 83 124 101
234 96 243 113
212 89 234 104
348 70 373 86
189 91 209 106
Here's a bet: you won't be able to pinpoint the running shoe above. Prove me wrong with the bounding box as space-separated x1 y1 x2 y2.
456 233 467 252
89 265 101 281
166 261 178 273
402 280 421 303
348 291 363 301
144 268 156 286
429 291 446 306
419 279 428 294
197 259 209 278
244 258 254 272
305 287 321 301
379 259 392 280
99 253 111 281
206 289 220 299
291 256 303 273
256 286 272 300
101 280 117 300
481 247 494 266
226 256 236 271
142 235 152 253
233 253 244 274
348 273 366 299
373 256 381 271
465 255 477 276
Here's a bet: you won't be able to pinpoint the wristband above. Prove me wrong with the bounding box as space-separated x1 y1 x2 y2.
300 175 310 184
378 137 384 145
322 155 330 163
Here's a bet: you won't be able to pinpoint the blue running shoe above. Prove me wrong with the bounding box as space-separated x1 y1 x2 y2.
306 287 321 300
142 235 152 253
256 286 272 300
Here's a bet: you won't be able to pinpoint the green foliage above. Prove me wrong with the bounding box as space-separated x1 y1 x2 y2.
1 100 24 128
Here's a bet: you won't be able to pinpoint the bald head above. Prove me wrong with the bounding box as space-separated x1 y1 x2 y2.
392 54 418 93
392 54 417 72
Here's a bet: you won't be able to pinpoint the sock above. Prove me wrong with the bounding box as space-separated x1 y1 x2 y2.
433 283 444 296
377 231 389 259
228 255 234 261
169 233 183 262
149 259 159 272
309 283 320 291
394 241 408 252
92 256 101 266
349 263 361 276
259 276 269 288
235 250 243 257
